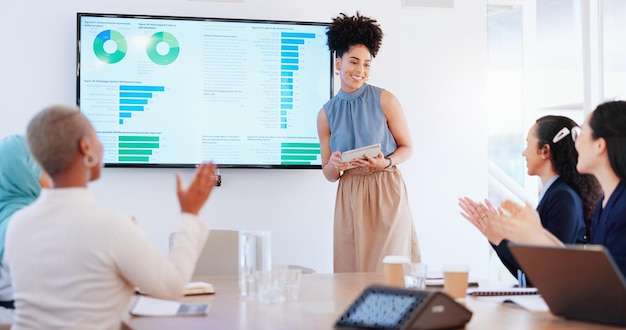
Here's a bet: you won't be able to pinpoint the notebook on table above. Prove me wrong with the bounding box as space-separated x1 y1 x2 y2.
509 243 626 327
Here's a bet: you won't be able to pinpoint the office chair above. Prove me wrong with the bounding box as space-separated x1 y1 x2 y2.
169 229 316 276
170 229 239 276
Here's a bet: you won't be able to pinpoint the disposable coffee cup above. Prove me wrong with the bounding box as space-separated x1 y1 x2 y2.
443 264 470 300
383 256 410 287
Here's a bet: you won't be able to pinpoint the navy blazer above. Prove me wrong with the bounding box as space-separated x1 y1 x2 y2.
590 181 626 278
493 177 586 279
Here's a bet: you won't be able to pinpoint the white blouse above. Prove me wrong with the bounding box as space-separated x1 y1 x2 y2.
5 188 209 330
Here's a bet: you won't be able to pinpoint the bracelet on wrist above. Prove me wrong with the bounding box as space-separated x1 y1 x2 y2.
385 157 392 168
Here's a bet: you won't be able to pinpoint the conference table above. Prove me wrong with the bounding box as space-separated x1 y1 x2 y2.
123 272 621 329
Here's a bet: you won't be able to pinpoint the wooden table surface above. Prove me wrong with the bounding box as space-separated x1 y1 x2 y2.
123 272 623 329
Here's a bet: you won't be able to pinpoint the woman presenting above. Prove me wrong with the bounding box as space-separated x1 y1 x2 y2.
317 12 420 273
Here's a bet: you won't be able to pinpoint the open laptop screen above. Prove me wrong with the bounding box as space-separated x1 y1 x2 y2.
510 244 626 326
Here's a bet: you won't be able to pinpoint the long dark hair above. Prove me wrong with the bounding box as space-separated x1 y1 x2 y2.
589 101 626 182
535 115 602 239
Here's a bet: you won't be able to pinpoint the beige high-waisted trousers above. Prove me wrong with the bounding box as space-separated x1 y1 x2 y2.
333 166 421 273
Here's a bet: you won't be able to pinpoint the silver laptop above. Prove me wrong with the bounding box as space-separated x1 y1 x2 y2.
509 244 626 326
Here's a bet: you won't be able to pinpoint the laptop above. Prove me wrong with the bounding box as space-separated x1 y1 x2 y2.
509 244 626 326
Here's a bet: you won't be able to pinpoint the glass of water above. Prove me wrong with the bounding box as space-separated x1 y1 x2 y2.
238 230 272 297
403 262 428 289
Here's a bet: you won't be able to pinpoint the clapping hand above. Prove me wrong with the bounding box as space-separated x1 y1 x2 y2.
458 197 506 245
499 200 546 244
176 163 219 215
459 197 552 246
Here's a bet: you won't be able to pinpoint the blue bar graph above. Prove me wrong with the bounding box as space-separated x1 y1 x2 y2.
281 45 298 51
281 65 299 71
281 58 299 64
279 31 317 129
281 39 304 45
281 32 316 39
120 92 153 98
120 105 144 111
120 99 148 105
118 85 165 124
281 52 299 58
120 85 165 92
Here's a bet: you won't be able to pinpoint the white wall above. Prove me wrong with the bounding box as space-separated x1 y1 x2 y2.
0 0 491 276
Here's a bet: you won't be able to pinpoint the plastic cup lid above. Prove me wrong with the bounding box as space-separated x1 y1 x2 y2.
382 255 411 264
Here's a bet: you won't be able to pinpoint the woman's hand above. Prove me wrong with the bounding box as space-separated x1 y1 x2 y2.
176 162 219 215
499 200 552 244
458 197 506 245
459 197 559 246
350 152 388 170
328 151 351 172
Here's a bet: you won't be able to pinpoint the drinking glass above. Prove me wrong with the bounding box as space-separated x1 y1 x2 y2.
403 262 428 289
239 230 272 297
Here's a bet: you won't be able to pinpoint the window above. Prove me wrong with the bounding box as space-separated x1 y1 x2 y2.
603 0 626 101
486 0 606 282
487 3 525 206
487 0 585 207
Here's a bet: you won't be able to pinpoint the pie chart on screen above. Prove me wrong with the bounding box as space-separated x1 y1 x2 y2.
146 32 180 65
93 30 127 64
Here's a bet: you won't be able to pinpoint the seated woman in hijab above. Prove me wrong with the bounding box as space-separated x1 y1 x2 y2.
0 134 51 316
5 105 218 329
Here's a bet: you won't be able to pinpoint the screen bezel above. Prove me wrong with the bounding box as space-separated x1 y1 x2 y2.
76 12 333 169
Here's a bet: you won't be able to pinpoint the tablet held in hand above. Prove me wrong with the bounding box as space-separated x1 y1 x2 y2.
341 144 381 163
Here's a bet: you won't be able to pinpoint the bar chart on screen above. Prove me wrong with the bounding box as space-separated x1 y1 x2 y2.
118 85 165 125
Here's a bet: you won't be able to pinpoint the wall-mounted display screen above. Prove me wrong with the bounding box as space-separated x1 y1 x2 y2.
77 13 332 168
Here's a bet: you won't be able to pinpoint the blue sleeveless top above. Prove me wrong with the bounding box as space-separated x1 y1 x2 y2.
323 84 397 156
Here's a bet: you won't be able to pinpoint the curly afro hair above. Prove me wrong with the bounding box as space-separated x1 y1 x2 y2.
326 12 383 58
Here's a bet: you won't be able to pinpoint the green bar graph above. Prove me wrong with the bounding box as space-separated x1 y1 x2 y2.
282 142 319 148
119 149 153 155
280 142 320 165
118 156 150 162
281 161 313 165
281 155 317 161
281 149 319 155
119 136 159 142
117 135 160 163
118 142 159 149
